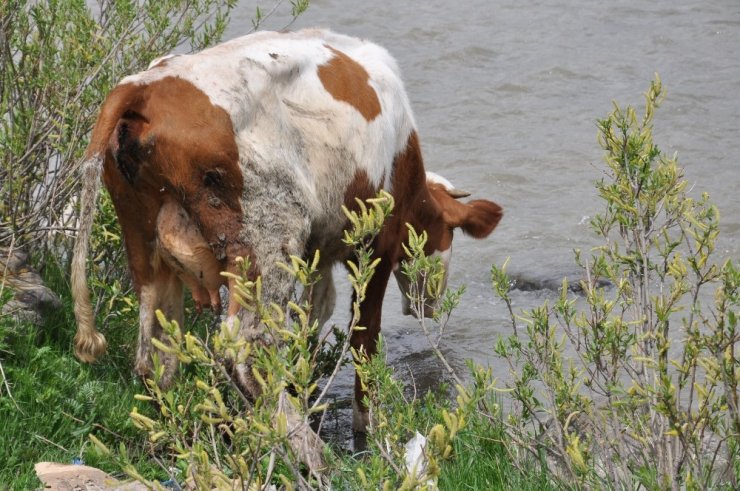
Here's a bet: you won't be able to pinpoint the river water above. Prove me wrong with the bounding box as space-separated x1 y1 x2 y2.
224 0 740 443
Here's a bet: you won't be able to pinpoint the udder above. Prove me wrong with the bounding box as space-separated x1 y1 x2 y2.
156 199 225 312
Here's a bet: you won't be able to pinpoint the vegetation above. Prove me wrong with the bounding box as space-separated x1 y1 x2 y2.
491 76 738 490
78 193 543 490
0 261 157 488
0 193 535 489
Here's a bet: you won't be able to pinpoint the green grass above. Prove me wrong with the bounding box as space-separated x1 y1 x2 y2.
439 416 557 490
0 265 160 489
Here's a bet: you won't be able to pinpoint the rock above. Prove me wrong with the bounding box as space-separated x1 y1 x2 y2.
34 462 148 490
508 268 611 293
1 247 62 326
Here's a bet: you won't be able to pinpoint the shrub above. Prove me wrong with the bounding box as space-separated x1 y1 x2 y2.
89 193 520 489
492 76 739 490
87 194 395 488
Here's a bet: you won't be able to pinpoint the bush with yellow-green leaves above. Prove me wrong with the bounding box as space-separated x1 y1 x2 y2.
492 76 738 490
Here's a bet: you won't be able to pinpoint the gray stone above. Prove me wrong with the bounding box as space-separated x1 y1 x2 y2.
1 247 62 326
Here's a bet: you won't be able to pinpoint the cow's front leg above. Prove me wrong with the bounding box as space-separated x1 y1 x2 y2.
134 267 184 388
350 258 393 432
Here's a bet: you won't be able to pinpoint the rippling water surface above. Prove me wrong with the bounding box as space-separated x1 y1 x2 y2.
226 0 740 443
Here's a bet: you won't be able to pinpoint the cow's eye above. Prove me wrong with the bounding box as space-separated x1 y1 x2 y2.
203 168 223 187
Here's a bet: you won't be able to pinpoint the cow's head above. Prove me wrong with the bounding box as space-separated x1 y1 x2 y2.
394 172 502 318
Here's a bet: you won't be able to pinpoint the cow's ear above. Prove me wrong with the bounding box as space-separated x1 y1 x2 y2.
433 186 503 238
448 199 503 238
108 111 152 185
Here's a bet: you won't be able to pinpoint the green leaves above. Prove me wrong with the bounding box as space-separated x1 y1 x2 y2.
107 191 397 488
342 190 393 316
401 224 448 319
492 76 739 489
342 190 395 247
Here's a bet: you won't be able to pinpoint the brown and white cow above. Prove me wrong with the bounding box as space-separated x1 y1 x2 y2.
72 29 502 431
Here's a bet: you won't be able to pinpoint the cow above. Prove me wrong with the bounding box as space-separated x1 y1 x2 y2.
71 28 502 431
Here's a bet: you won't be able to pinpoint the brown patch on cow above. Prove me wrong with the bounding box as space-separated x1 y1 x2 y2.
269 52 279 59
92 77 248 294
87 83 149 159
89 84 154 290
388 131 426 207
348 130 433 387
343 169 379 211
110 112 152 184
317 46 381 121
426 184 455 251
387 132 437 244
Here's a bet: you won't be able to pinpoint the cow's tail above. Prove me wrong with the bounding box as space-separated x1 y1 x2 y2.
72 153 107 362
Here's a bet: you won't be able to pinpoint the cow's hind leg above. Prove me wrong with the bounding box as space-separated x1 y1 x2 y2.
134 267 184 389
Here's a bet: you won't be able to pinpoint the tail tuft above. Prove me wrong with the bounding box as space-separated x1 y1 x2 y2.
74 330 108 362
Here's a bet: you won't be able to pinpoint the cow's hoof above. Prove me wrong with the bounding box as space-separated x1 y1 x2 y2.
352 399 370 432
